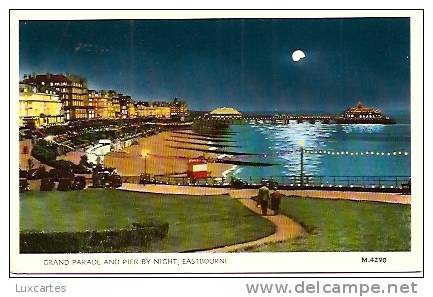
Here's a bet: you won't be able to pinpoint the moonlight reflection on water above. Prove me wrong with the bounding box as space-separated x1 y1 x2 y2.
227 122 410 179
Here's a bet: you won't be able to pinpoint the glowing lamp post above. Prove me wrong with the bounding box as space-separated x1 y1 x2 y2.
141 149 150 177
299 139 305 187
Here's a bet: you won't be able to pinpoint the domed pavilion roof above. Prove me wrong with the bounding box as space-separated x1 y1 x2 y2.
209 107 242 115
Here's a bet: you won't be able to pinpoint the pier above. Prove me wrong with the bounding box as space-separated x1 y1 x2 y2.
243 115 333 124
194 114 334 125
195 103 396 125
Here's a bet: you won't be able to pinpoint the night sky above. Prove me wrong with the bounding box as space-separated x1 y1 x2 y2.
19 18 410 113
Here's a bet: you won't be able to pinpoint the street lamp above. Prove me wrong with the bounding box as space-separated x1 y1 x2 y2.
299 139 305 187
141 149 150 178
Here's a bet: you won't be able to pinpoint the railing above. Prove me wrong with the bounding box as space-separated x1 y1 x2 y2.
131 174 411 192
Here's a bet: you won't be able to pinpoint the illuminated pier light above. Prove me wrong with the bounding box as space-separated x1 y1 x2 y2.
350 152 354 155
404 152 409 155
387 152 391 156
398 151 402 155
366 152 369 155
381 152 385 156
338 185 343 188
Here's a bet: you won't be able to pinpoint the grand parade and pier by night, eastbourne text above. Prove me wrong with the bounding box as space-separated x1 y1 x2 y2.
44 257 228 267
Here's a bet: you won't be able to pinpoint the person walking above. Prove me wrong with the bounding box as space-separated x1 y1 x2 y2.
258 185 270 215
270 187 282 215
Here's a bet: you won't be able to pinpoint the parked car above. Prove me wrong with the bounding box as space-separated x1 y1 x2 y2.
230 177 249 189
49 168 74 182
19 169 28 179
71 176 86 190
92 172 109 188
139 173 151 185
26 165 48 180
57 177 73 191
110 174 122 188
40 177 55 191
19 178 30 193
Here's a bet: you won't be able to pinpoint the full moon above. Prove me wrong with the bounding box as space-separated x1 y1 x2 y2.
292 49 306 62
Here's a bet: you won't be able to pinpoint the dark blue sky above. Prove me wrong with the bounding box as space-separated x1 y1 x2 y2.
19 18 410 113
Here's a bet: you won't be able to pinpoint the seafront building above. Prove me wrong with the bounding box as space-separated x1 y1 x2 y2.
152 98 189 119
19 83 64 127
88 90 115 119
135 101 171 119
119 94 133 119
169 98 189 119
19 73 189 127
22 73 91 121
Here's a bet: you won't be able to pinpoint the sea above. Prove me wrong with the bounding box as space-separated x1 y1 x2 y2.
223 112 411 183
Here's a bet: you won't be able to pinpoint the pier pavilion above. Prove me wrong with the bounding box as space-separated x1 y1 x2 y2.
199 107 244 124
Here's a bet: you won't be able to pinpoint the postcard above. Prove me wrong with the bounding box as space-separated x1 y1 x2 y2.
9 9 423 275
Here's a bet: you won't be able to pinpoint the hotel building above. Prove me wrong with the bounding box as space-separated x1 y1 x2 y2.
22 73 91 121
19 83 64 127
135 101 171 119
170 98 189 119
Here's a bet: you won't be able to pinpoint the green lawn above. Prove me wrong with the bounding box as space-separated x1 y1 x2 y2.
246 196 411 252
20 189 275 252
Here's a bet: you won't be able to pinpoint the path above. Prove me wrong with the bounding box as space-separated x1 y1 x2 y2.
205 197 306 253
119 183 230 196
118 184 411 204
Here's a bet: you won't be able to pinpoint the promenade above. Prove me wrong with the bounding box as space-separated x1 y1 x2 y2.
118 183 411 204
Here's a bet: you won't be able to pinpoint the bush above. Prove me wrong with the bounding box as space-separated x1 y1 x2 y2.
32 141 90 174
31 141 60 169
20 221 169 253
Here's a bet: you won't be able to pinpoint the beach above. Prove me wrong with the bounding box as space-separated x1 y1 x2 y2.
103 130 233 177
